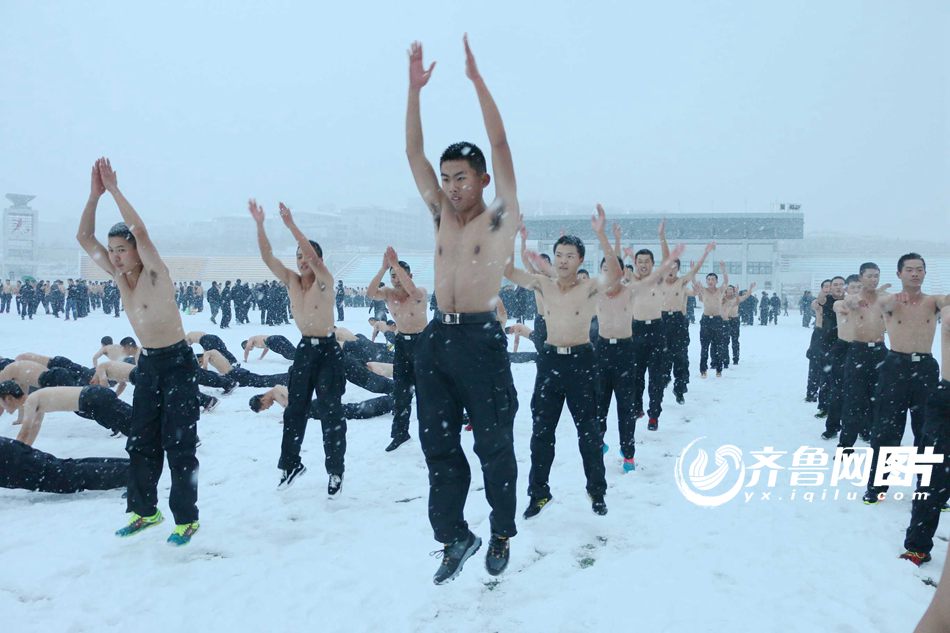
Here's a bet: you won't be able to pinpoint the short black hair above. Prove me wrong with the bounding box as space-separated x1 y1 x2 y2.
101 336 114 346
898 253 925 272
539 254 552 264
120 337 137 348
0 380 24 399
706 272 719 280
241 340 248 351
440 142 487 175
859 262 880 275
600 256 624 269
553 235 585 260
634 249 655 264
845 274 861 284
107 222 136 246
673 258 681 270
393 260 411 275
821 279 832 286
249 395 263 413
831 275 846 283
625 264 635 271
577 269 589 277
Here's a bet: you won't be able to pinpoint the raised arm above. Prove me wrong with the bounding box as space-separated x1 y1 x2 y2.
594 205 623 294
683 242 716 282
387 247 422 299
658 220 670 261
613 223 622 258
248 200 294 285
504 253 544 292
76 161 116 276
279 203 331 284
405 41 447 217
96 158 165 272
737 283 757 303
464 35 516 205
519 225 538 274
365 251 393 301
719 261 729 291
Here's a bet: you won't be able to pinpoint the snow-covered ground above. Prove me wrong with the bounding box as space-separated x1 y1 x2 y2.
0 307 942 632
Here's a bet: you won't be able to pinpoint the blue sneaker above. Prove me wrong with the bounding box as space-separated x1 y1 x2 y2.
115 511 164 537
167 521 200 546
623 458 636 473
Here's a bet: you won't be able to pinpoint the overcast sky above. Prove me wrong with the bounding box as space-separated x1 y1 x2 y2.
2 1 947 240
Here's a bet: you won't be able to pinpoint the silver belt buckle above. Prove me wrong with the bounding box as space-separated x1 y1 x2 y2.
609 338 618 344
556 346 571 355
645 320 652 325
442 313 460 325
402 334 413 340
911 353 920 362
141 348 149 356
867 342 875 348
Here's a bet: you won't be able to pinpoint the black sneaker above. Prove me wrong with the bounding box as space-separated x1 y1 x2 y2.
277 464 307 490
328 474 343 496
820 430 837 440
863 489 880 505
485 534 510 576
814 410 828 419
385 435 410 452
432 531 482 585
222 378 238 395
203 397 220 413
590 494 608 516
804 395 817 403
523 495 553 519
675 393 685 405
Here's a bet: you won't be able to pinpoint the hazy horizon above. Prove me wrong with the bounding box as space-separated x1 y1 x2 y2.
2 1 947 241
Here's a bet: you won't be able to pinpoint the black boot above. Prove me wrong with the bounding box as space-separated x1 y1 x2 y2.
590 494 608 516
385 435 410 452
523 495 552 519
432 531 482 585
485 534 510 576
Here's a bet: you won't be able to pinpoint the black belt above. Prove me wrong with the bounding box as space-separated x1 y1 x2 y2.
300 334 337 346
544 343 593 355
434 310 497 325
140 340 189 357
598 335 632 345
633 318 661 326
889 350 933 361
849 341 886 349
397 332 422 340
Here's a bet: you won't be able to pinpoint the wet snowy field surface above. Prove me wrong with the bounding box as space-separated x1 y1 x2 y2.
0 309 941 632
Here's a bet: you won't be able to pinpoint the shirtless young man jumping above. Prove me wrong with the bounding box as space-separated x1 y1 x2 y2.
693 263 730 378
836 263 890 447
864 254 949 504
366 247 428 452
406 36 521 583
249 200 346 495
77 157 201 545
626 238 689 430
658 226 715 404
721 283 756 367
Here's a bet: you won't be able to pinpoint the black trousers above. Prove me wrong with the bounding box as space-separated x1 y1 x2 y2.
530 344 606 498
48 356 95 385
309 395 394 421
595 336 637 458
76 385 132 436
210 301 220 320
264 335 296 360
724 318 740 364
805 328 825 400
195 366 236 391
391 333 419 440
905 380 950 554
531 315 547 354
336 299 344 321
38 367 85 388
127 342 200 524
867 351 940 495
199 334 238 365
219 302 232 328
822 339 849 434
279 336 347 475
230 367 289 388
0 437 129 492
699 315 725 373
839 342 887 447
415 318 518 543
343 354 393 394
632 320 666 419
661 311 690 396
